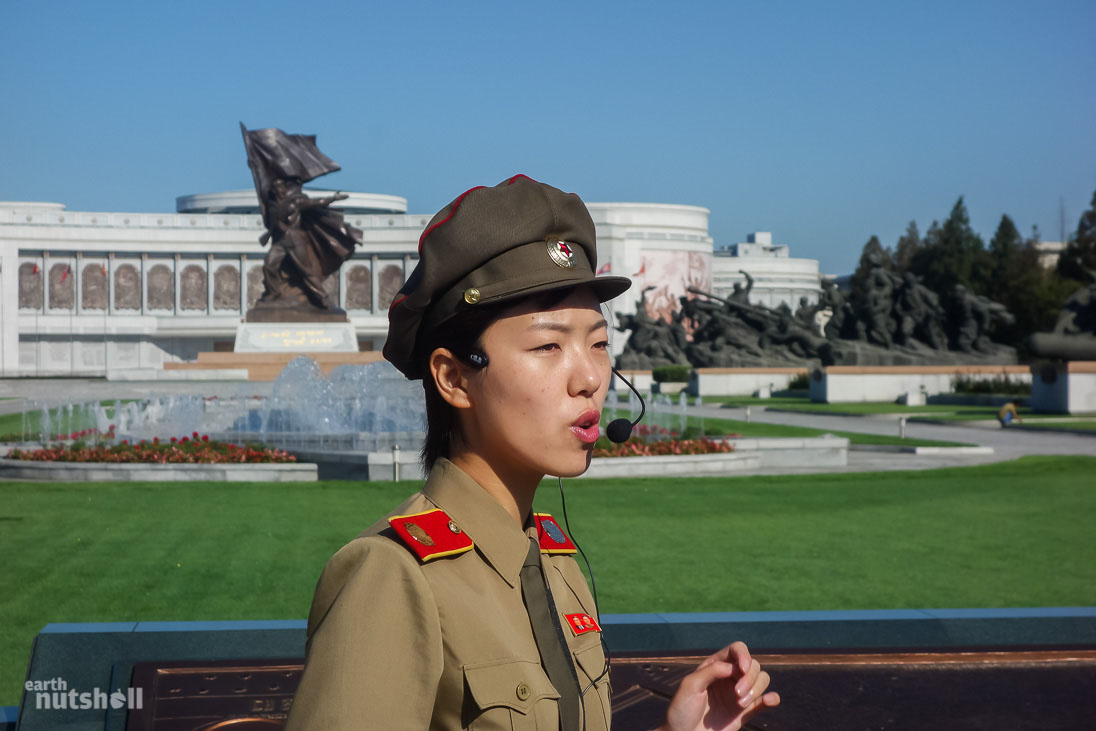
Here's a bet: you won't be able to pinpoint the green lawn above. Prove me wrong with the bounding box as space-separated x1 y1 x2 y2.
691 416 971 447
0 400 136 441
2 456 1094 705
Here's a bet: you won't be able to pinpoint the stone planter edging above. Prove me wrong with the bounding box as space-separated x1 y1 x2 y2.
0 459 318 482
578 452 759 478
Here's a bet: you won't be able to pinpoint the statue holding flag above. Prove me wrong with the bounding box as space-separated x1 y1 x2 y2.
240 123 362 321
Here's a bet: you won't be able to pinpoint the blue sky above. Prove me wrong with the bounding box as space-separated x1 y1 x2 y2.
2 0 1094 274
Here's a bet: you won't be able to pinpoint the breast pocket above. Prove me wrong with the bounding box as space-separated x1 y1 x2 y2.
574 642 611 731
464 658 561 730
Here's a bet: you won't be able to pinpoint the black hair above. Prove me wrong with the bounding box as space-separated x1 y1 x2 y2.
417 287 576 472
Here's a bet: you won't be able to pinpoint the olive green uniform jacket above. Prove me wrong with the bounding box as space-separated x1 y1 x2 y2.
285 458 612 730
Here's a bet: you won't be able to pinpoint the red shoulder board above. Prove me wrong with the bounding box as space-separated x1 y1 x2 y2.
534 513 577 554
388 508 474 562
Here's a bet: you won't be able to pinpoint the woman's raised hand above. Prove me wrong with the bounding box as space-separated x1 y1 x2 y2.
656 641 780 731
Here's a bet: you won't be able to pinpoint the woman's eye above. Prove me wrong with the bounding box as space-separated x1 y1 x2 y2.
534 343 560 352
593 341 609 350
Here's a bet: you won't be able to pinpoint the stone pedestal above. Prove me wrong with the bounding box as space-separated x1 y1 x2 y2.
1030 361 1096 414
234 322 358 353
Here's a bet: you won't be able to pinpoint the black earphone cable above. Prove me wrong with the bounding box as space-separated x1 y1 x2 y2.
556 476 612 720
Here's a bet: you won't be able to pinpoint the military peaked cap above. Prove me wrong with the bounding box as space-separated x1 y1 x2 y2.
384 174 631 379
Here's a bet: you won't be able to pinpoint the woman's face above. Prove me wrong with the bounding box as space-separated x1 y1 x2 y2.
458 287 611 481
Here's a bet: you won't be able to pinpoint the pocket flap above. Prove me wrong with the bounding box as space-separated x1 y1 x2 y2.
464 659 560 715
574 643 608 681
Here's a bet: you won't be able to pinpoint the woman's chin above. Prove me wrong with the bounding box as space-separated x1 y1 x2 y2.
546 450 594 479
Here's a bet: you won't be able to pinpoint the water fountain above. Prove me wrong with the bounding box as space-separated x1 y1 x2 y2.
16 357 427 467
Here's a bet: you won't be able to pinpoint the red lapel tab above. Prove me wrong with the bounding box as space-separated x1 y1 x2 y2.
564 613 601 636
534 513 577 554
388 508 474 562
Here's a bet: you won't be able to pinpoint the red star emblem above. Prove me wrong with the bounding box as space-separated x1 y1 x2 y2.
558 243 572 257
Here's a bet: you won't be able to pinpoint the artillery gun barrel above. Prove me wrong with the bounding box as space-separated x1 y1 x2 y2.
686 287 778 320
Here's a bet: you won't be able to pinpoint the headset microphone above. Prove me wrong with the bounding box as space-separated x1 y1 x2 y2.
607 367 646 443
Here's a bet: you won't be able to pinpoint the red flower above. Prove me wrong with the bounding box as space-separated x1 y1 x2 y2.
201 435 209 442
153 437 159 444
121 440 128 445
181 437 189 443
170 437 177 444
192 431 199 438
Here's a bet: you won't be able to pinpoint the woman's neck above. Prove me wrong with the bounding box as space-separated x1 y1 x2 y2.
448 449 542 527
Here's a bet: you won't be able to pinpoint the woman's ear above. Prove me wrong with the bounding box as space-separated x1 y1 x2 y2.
429 347 474 410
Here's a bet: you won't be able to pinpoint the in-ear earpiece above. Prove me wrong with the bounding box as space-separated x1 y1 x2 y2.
465 350 488 368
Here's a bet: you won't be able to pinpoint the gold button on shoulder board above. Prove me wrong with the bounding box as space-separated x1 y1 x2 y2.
515 682 530 701
463 287 481 304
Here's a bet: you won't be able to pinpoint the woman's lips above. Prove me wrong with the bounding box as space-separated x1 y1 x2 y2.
571 410 601 444
571 424 600 444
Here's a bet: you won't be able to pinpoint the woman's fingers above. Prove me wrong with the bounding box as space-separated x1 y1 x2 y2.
734 658 761 699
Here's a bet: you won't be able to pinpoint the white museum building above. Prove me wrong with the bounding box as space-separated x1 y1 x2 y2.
0 190 822 376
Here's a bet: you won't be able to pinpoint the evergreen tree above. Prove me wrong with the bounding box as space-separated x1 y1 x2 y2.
985 215 1023 302
910 197 989 294
893 221 921 273
1058 187 1096 284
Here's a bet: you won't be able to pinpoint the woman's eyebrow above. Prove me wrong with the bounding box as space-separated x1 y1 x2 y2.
527 318 609 334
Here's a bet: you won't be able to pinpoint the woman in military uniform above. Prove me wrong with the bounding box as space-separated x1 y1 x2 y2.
286 175 779 730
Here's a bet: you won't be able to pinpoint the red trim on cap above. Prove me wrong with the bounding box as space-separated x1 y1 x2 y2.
418 186 486 252
506 174 537 185
389 294 407 311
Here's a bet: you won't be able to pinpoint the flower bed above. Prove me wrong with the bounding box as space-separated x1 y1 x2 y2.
8 432 296 464
592 424 736 458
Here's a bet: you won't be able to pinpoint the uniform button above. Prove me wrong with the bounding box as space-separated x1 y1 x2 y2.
463 287 481 304
515 682 530 701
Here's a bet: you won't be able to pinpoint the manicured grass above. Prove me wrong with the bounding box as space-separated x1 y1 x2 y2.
692 416 972 447
3 456 1094 704
725 397 1011 417
0 400 136 440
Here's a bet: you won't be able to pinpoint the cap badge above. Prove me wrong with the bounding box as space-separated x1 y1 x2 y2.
463 287 481 305
547 239 577 269
405 522 434 546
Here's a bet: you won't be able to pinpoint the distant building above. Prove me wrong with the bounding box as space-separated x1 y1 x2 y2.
0 191 713 376
711 232 822 309
1033 240 1067 270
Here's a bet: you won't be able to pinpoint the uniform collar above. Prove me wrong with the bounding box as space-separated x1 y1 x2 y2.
423 458 538 588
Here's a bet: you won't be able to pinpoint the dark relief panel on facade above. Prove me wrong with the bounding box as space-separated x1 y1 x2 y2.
378 263 405 310
82 263 108 310
214 265 240 311
48 263 75 310
246 266 263 310
18 262 43 309
180 264 207 311
345 264 372 310
147 264 174 311
114 264 140 310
